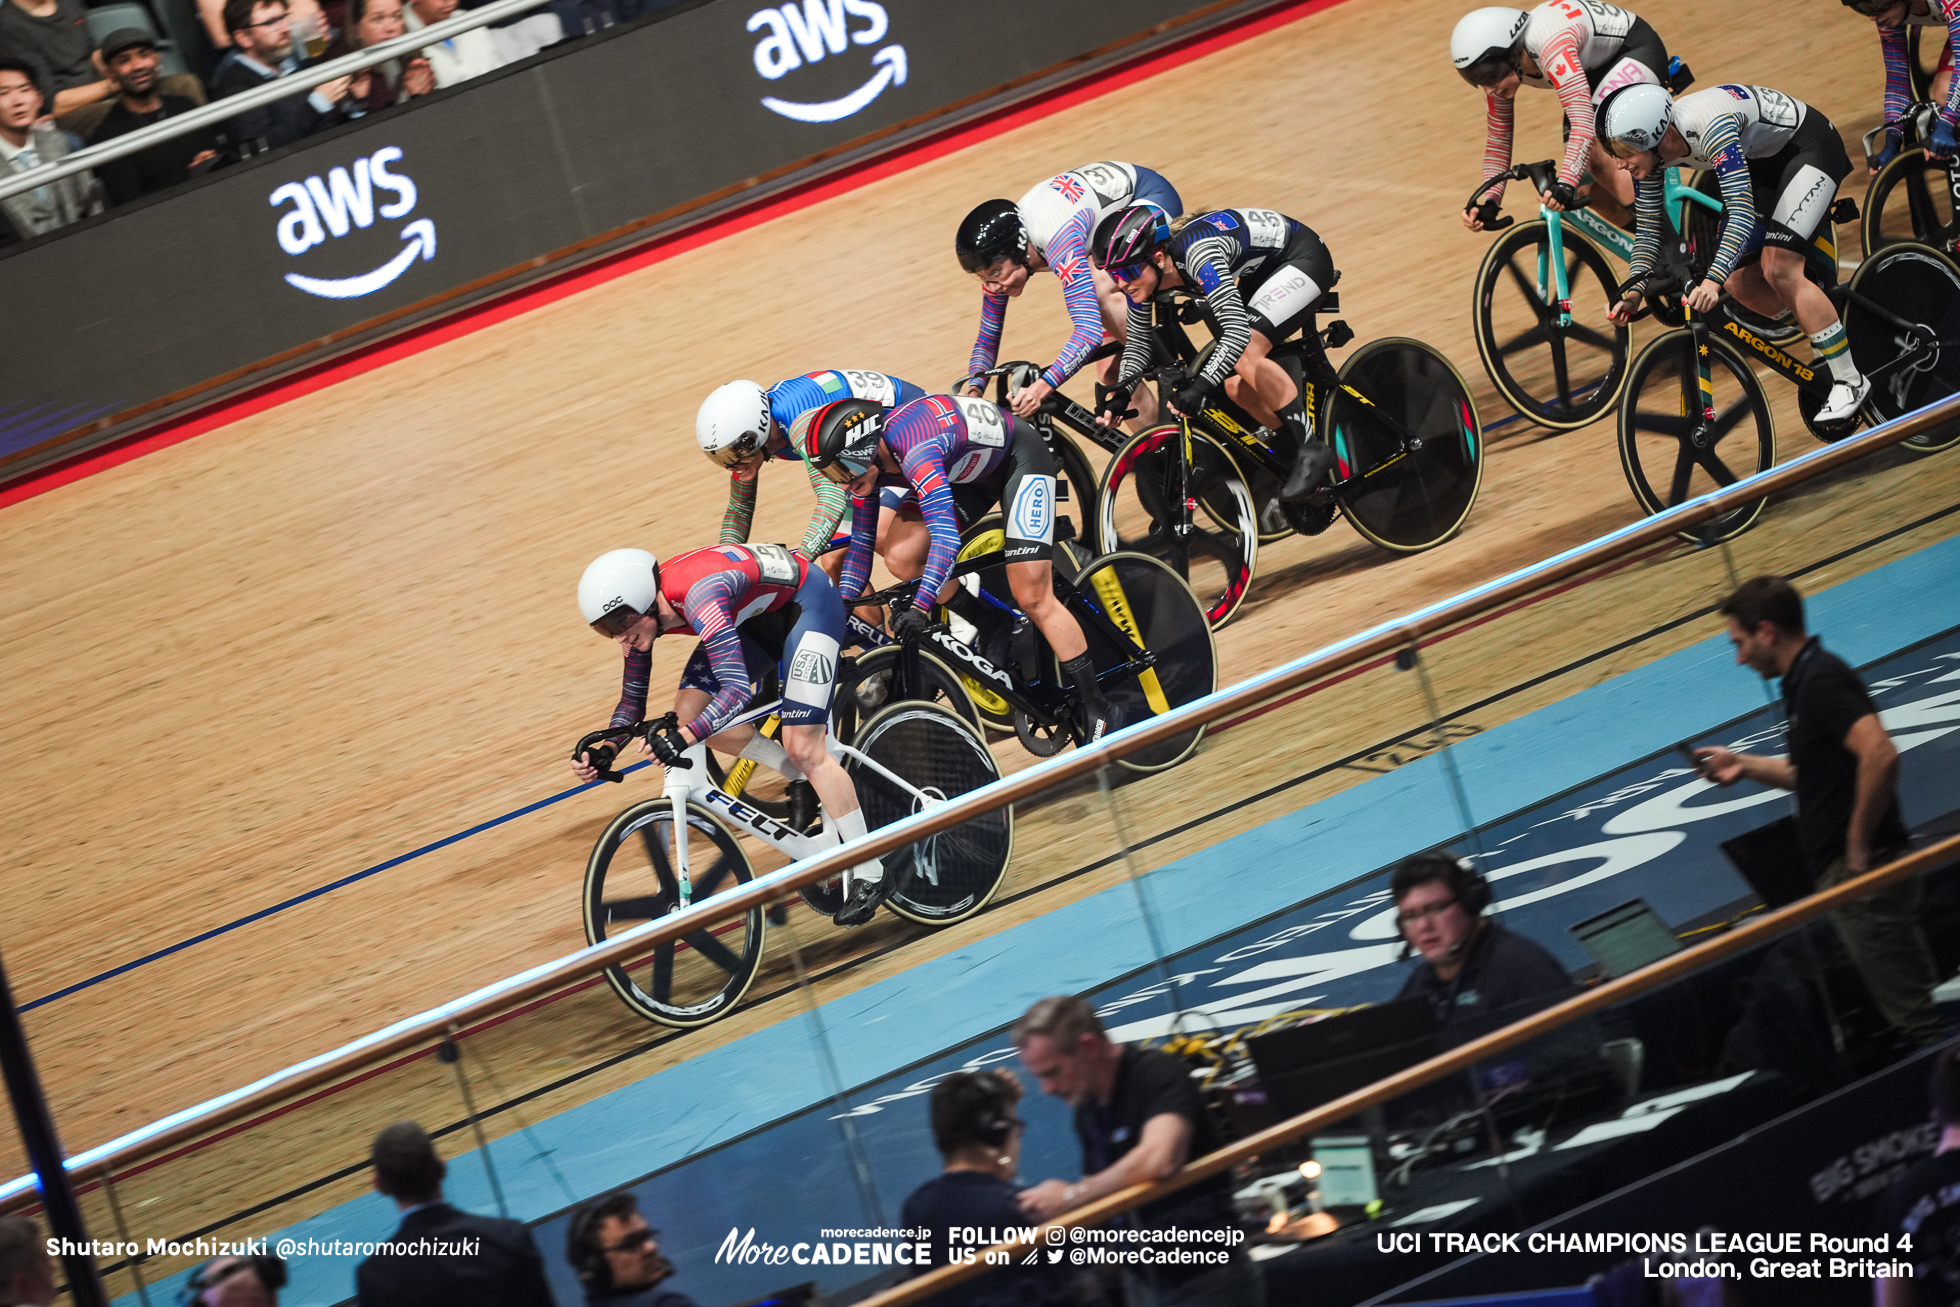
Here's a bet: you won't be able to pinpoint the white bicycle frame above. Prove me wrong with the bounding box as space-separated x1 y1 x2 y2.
654 697 947 909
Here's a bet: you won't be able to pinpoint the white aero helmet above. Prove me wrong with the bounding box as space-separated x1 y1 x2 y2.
1598 83 1676 156
695 380 773 467
579 548 660 633
1450 7 1527 84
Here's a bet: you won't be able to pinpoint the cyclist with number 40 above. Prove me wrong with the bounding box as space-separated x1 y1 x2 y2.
1090 204 1340 520
799 395 1121 744
1452 0 1683 226
569 544 893 927
1599 82 1870 424
1846 0 1959 172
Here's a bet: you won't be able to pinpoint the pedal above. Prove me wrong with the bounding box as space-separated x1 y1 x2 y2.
1322 319 1355 350
1830 198 1860 225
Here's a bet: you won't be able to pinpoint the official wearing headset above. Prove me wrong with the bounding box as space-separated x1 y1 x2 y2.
564 1193 700 1307
1389 851 1572 1032
900 1071 1093 1306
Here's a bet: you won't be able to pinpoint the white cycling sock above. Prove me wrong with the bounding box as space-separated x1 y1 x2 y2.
835 807 884 884
1811 321 1861 386
738 734 805 780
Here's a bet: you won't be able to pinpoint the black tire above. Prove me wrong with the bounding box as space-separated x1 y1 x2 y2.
1910 25 1948 107
1473 220 1629 429
1844 240 1960 454
837 646 983 740
847 701 1011 926
1048 426 1102 548
1861 148 1960 261
1071 551 1217 773
1327 339 1485 551
583 799 764 1028
1094 423 1258 629
1617 330 1775 542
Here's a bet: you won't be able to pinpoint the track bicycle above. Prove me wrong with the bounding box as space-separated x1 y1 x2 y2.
572 696 1011 1028
866 540 1217 770
1087 287 1483 627
1615 235 1960 541
1861 101 1960 259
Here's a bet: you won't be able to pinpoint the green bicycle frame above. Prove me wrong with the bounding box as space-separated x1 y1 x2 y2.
1538 168 1721 329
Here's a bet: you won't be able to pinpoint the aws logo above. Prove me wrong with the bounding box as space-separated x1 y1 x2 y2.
270 146 435 300
747 0 905 123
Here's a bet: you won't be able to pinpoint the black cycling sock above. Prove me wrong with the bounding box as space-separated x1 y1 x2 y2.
1277 391 1317 449
1060 653 1111 718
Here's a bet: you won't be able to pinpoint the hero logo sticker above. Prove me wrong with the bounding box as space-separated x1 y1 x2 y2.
271 146 434 299
1009 475 1052 541
749 0 906 123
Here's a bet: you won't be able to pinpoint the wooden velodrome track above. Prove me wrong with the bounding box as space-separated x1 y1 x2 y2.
3 0 1958 1260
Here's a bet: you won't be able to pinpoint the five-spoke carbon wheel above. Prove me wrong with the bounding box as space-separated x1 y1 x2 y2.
1617 330 1775 542
1473 221 1629 429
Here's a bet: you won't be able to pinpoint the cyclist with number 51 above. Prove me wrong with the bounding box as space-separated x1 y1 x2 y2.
1844 0 1959 172
1452 0 1683 227
570 544 892 926
1599 82 1869 423
1089 204 1341 520
799 395 1121 744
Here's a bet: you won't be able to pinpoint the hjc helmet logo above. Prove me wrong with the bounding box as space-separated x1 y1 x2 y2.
269 145 436 299
746 0 906 123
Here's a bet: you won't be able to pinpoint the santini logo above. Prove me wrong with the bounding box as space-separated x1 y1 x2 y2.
748 0 905 123
270 146 435 299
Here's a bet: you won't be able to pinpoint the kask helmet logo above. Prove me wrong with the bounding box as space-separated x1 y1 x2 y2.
747 0 906 123
269 145 435 300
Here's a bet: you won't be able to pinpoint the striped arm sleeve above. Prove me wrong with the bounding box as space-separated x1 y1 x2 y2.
1627 175 1666 279
1042 214 1108 388
1542 30 1595 186
798 458 851 559
1114 297 1154 388
681 573 755 740
720 471 757 545
1701 120 1756 283
1940 3 1960 125
607 645 652 742
903 446 962 601
1186 242 1252 387
968 291 1008 380
837 493 878 599
1881 24 1911 130
1481 92 1515 201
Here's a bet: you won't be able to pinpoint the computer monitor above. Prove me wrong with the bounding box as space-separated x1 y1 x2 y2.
1246 999 1440 1119
1569 898 1682 979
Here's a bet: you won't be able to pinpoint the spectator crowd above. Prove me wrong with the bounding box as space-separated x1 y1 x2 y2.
0 0 620 242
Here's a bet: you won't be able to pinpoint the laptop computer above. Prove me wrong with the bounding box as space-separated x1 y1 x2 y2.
1246 999 1441 1118
1569 898 1682 978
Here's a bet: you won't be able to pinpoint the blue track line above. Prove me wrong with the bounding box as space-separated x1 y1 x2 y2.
19 762 654 1012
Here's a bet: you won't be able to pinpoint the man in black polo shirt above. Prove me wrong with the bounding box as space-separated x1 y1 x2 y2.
87 30 220 206
1012 995 1255 1306
1696 574 1944 1045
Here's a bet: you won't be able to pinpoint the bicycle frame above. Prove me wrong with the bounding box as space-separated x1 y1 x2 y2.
1537 169 1717 330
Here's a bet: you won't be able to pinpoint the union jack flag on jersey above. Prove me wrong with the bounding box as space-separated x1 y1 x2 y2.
1051 174 1085 202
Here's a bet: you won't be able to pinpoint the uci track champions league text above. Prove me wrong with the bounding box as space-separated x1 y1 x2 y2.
1375 1230 1917 1284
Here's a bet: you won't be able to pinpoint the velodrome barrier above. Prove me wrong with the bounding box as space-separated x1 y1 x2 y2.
3 393 1956 1306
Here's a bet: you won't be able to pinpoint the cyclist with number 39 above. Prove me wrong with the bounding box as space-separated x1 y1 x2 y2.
570 544 891 927
955 161 1183 425
1452 0 1680 225
1599 83 1869 424
1090 204 1341 521
798 395 1121 744
1841 0 1960 171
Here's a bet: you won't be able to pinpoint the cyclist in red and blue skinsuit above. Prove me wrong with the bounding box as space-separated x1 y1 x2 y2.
570 541 892 926
800 395 1117 741
1851 0 1960 169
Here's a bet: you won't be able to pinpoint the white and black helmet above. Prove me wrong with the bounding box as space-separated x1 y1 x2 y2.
1598 83 1676 156
695 380 773 468
578 548 660 635
1450 7 1527 86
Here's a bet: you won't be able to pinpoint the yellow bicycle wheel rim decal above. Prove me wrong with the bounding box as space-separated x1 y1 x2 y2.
1088 565 1171 716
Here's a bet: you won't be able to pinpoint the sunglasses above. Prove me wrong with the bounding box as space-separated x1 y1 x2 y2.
708 431 764 468
1106 261 1154 285
815 454 873 486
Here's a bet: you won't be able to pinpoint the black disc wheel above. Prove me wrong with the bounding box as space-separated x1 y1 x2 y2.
1094 424 1258 629
583 799 763 1028
1861 148 1960 261
1473 221 1629 429
847 701 1011 926
1070 550 1217 772
1845 241 1960 454
1617 330 1775 543
835 645 982 743
1327 339 1484 551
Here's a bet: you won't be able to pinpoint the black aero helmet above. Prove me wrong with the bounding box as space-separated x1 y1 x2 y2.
791 398 885 484
956 199 1028 274
1092 203 1171 275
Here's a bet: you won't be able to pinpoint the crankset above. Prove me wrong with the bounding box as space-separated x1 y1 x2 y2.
1013 707 1071 757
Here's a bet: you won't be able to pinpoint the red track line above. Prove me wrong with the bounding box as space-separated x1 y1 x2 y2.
0 0 1342 512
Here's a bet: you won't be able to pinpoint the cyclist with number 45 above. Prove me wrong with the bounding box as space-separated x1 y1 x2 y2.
570 544 892 926
696 369 926 570
1090 204 1341 518
1452 0 1682 226
1847 0 1959 172
956 160 1183 425
800 395 1121 744
1600 82 1869 423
